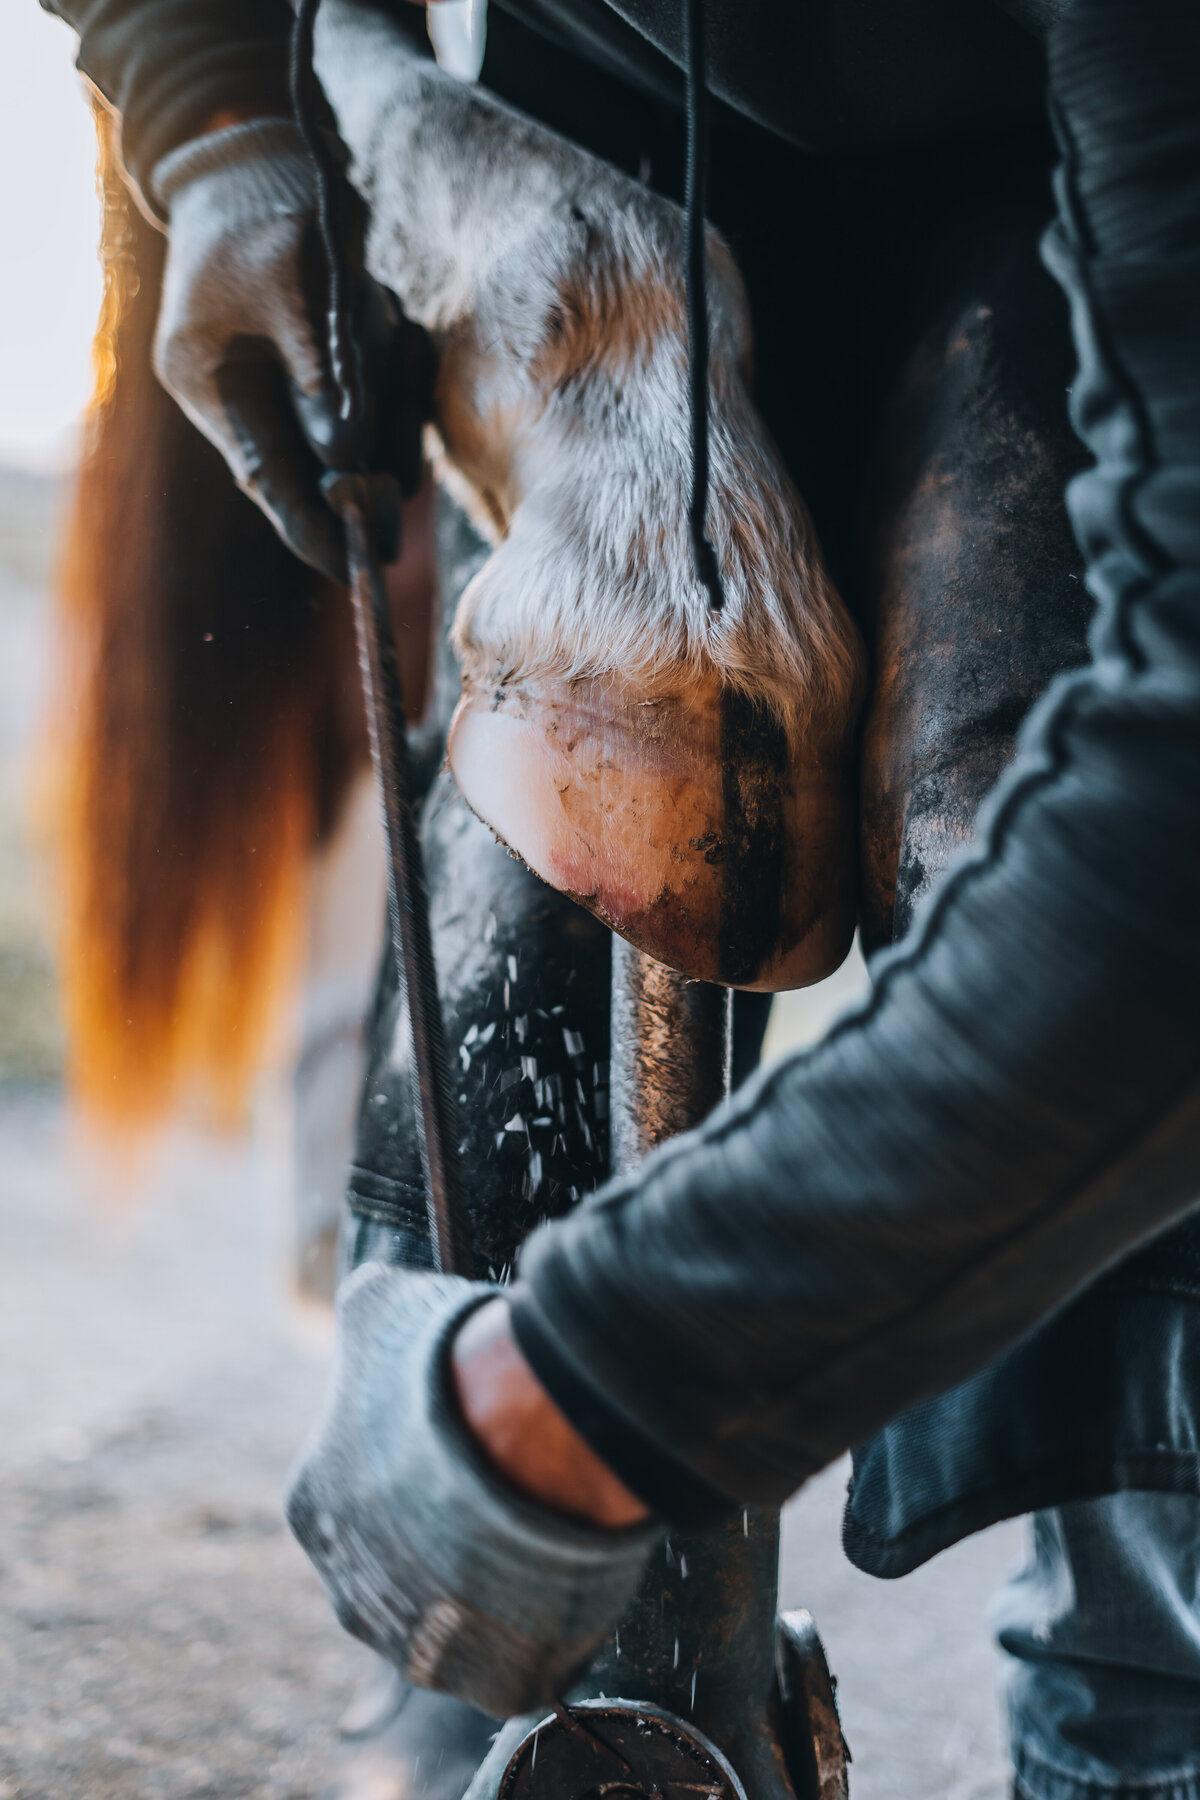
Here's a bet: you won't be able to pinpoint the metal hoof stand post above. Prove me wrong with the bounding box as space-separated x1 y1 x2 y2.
474 942 849 1800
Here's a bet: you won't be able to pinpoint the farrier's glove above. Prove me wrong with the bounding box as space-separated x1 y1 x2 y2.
285 1263 661 1717
152 118 431 582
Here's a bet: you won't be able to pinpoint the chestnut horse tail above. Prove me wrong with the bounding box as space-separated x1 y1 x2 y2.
48 106 364 1130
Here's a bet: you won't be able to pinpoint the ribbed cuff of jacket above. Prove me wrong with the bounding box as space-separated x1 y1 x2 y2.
1048 0 1200 264
152 118 315 217
508 1281 736 1529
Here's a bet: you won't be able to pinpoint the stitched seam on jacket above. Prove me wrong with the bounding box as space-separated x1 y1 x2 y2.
719 1065 1200 1466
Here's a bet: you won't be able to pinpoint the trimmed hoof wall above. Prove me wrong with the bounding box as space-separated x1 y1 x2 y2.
448 672 855 990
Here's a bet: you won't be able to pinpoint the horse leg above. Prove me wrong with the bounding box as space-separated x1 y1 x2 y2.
858 210 1092 952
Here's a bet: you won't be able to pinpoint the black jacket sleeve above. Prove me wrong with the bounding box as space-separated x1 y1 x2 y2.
40 0 294 205
509 0 1200 1521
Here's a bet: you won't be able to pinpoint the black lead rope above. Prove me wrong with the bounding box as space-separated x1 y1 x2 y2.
683 0 724 611
290 0 472 1279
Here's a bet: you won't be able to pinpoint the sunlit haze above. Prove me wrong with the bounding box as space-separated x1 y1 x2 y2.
0 7 104 470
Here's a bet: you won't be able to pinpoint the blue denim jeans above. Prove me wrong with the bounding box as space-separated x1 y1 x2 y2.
992 1494 1200 1800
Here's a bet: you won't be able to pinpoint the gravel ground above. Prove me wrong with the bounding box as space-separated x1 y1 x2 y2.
0 1089 1025 1800
0 1093 367 1800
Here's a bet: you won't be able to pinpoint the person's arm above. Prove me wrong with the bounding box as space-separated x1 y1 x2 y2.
42 0 434 579
40 0 294 215
489 0 1200 1521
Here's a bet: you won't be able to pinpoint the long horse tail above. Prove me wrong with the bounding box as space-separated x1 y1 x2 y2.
47 106 366 1130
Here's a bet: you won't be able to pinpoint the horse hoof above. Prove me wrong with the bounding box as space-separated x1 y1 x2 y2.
448 669 855 990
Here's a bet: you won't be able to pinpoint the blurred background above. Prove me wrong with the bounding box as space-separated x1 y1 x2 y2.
0 8 1024 1798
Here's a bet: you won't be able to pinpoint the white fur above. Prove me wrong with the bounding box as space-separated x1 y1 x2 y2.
314 0 864 737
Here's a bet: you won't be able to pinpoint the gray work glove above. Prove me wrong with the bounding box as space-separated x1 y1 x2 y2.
152 118 431 582
285 1264 661 1717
